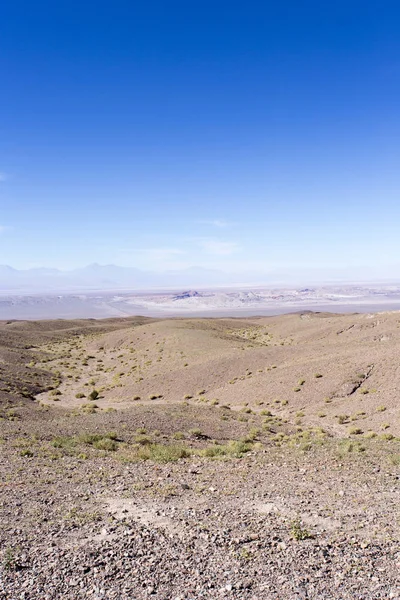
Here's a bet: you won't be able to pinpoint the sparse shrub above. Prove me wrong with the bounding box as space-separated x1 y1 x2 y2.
314 373 323 378
3 548 17 572
172 432 185 440
75 392 85 399
189 428 202 438
93 438 117 451
78 433 103 445
337 414 349 424
380 433 394 441
338 439 365 454
260 409 272 416
293 387 301 392
88 389 99 401
20 449 34 458
290 518 312 541
81 404 97 414
376 405 386 412
135 443 191 462
242 428 259 443
202 440 253 458
348 427 363 435
134 435 151 445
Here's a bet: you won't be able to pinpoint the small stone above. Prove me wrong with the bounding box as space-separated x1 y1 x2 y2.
277 542 287 551
147 587 156 594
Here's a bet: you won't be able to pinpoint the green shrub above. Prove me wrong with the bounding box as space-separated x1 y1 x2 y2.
290 518 312 541
202 440 252 458
337 414 349 424
93 438 117 451
348 427 363 435
189 428 202 438
136 444 191 462
134 435 152 445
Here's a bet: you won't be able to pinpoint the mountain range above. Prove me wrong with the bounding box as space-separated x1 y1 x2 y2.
1 263 400 294
0 264 243 293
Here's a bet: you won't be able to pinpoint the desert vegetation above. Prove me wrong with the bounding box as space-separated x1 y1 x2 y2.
0 312 399 598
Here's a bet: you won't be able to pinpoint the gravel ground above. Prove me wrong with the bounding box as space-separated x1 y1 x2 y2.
0 316 399 599
1 423 399 600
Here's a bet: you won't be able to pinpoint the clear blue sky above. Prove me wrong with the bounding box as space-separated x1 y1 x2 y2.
1 1 400 274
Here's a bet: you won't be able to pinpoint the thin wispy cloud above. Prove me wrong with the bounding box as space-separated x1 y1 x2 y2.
119 247 185 259
0 172 7 182
0 225 11 234
198 219 234 228
195 238 240 256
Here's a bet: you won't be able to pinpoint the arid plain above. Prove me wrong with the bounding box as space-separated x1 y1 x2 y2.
0 311 399 599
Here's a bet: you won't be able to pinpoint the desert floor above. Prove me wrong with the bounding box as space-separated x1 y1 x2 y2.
0 312 399 599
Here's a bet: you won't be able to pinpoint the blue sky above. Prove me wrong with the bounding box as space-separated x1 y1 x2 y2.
1 1 400 275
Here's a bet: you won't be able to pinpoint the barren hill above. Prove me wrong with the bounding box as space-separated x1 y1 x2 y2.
28 310 400 437
0 311 399 599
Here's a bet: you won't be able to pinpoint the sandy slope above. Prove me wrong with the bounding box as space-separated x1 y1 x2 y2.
34 311 400 437
0 311 399 599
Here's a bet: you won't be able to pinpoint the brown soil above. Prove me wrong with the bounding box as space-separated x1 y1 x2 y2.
0 312 399 599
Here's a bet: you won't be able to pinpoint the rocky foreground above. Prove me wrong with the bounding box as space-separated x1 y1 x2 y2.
0 315 399 599
0 403 399 600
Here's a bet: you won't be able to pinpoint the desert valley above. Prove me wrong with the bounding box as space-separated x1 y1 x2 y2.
2 2 400 597
0 310 399 598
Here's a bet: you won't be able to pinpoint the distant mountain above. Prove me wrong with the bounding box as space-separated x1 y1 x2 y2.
1 263 399 294
0 263 241 293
